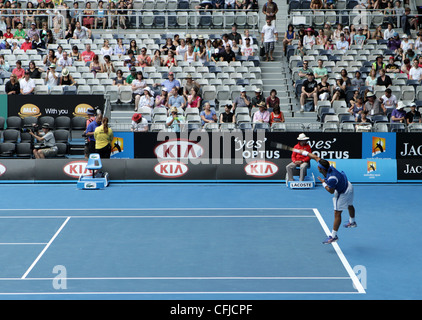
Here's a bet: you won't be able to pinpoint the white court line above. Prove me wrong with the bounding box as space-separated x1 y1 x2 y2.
0 291 362 295
21 217 70 280
0 207 315 211
0 276 352 280
313 208 366 294
0 243 46 245
0 215 316 219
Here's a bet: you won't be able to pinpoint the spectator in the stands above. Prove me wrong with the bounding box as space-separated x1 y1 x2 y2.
187 87 202 109
30 123 58 159
182 74 200 99
261 18 278 61
131 113 149 132
19 69 35 95
59 68 77 87
95 0 107 30
132 71 147 111
313 59 328 80
251 88 266 110
12 60 25 79
5 74 20 95
365 68 378 89
155 71 181 93
371 25 383 40
390 102 407 123
253 101 270 124
401 7 418 37
300 72 318 112
11 40 20 53
114 38 127 57
225 0 235 10
353 27 366 47
126 66 137 85
330 74 348 104
200 102 217 126
228 25 242 45
14 22 26 40
90 54 104 77
69 2 81 25
318 75 331 101
376 68 392 87
69 45 81 62
409 59 422 81
406 102 421 124
161 37 176 55
316 29 327 46
294 39 307 58
100 39 114 56
385 56 400 74
297 60 312 80
57 50 73 67
266 89 280 110
155 87 169 109
73 21 92 40
176 38 188 57
414 32 422 51
220 43 236 62
113 69 127 87
184 44 197 64
310 0 323 11
401 34 413 52
232 88 251 112
164 50 178 68
384 23 396 40
20 36 32 52
166 107 184 132
364 92 386 115
82 2 95 29
269 106 285 126
45 64 59 91
282 24 296 56
405 48 416 62
350 71 364 88
336 33 349 52
135 47 150 67
81 43 96 64
0 55 10 75
380 88 397 111
168 87 186 110
137 87 155 110
25 2 37 28
4 27 13 40
372 55 386 74
303 28 316 47
31 33 46 54
103 55 115 76
241 37 254 57
220 105 236 123
28 61 43 79
129 40 139 54
333 23 343 42
323 0 336 9
27 22 40 40
262 0 278 26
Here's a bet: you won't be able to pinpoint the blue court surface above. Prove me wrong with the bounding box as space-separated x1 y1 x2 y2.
0 182 420 301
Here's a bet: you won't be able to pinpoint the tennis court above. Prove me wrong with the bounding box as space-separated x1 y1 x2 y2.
0 182 420 300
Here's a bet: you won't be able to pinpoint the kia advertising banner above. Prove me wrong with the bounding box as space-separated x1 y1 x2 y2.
7 95 104 119
133 132 363 161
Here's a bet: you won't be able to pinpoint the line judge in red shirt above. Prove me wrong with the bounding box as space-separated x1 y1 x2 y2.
286 133 312 181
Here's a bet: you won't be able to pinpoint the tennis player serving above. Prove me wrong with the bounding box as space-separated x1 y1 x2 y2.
305 151 356 244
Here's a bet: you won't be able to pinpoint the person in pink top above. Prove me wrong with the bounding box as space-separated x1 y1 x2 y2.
12 60 25 79
187 87 201 108
253 101 270 123
81 44 95 64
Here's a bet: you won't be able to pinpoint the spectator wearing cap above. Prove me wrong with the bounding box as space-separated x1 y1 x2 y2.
300 72 318 112
59 68 77 86
166 107 184 132
30 123 58 159
155 87 169 108
251 88 266 110
154 72 181 93
390 102 407 123
232 88 251 112
406 103 422 124
137 87 155 110
27 22 40 40
131 113 149 132
372 55 386 74
303 28 316 47
126 66 137 85
401 34 413 52
85 113 103 156
364 92 386 116
387 32 401 52
14 22 26 40
241 37 254 57
19 69 35 95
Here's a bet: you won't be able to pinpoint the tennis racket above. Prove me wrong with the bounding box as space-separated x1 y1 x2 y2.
270 141 295 152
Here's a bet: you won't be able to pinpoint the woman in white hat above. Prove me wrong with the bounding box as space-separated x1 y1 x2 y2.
59 68 77 86
137 86 155 110
285 133 312 182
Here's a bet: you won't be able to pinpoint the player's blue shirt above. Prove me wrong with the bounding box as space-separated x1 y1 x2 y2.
325 166 349 194
85 120 100 142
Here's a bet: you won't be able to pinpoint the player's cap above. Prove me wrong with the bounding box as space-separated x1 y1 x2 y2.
297 133 309 140
86 108 95 115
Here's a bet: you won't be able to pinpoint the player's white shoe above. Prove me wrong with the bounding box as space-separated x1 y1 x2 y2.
344 221 357 228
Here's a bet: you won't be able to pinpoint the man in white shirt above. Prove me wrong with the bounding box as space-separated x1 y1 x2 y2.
261 18 278 61
336 33 349 52
19 70 35 95
241 37 254 57
380 88 397 111
131 113 149 132
383 23 396 40
57 51 73 67
409 60 422 81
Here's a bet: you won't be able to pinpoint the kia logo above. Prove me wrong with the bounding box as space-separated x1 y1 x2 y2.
0 163 6 176
244 160 278 178
63 161 89 178
154 160 188 178
154 139 203 160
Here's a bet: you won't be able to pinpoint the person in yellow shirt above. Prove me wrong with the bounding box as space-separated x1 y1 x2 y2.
94 116 113 159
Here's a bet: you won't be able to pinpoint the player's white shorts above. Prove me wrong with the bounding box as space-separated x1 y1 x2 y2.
332 181 354 211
